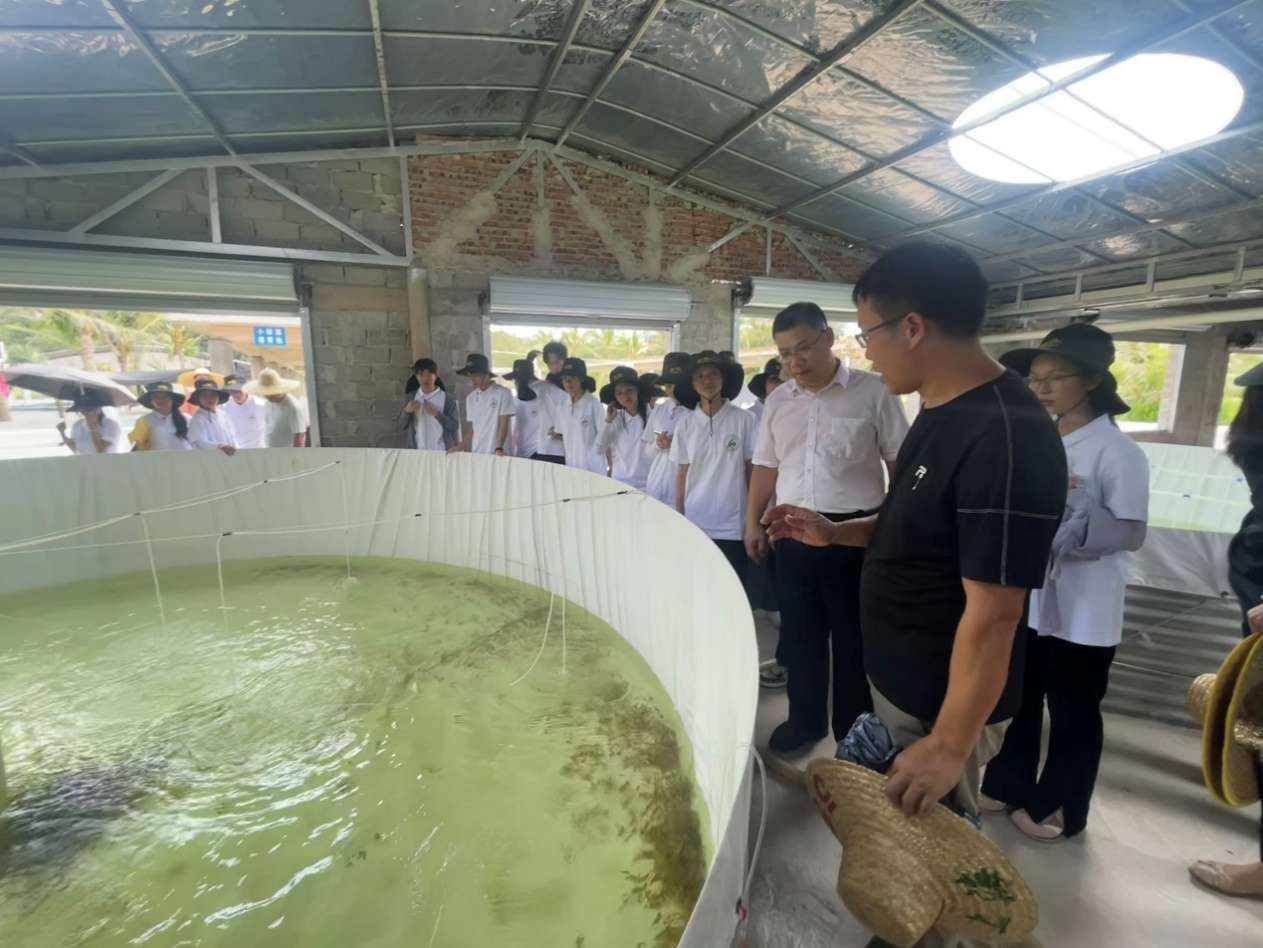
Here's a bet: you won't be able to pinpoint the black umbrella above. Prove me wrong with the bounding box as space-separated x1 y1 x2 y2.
4 363 138 407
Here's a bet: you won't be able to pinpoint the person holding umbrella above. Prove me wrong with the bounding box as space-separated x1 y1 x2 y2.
186 378 238 455
57 395 124 454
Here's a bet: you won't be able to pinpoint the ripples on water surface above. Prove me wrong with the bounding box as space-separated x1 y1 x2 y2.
0 558 708 947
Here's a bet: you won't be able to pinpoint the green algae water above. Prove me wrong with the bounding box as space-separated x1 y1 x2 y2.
0 558 709 947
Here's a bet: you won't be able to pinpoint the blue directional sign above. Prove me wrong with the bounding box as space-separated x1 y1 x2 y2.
253 326 288 348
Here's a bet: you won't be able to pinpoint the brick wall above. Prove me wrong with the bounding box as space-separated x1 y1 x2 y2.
408 148 865 286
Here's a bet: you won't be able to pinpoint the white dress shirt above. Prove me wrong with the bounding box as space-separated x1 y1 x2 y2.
753 360 908 514
465 384 516 455
187 408 239 451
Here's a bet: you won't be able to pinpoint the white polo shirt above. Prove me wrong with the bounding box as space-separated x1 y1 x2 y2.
264 395 307 448
643 398 689 507
465 383 516 455
222 395 265 449
753 359 908 514
512 395 542 459
598 410 652 490
557 392 607 474
129 411 193 452
187 408 239 451
670 401 756 541
1031 414 1150 647
529 379 567 457
748 399 765 429
70 416 124 454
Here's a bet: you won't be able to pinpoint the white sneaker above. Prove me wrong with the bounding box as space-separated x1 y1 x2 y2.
978 793 1007 814
1010 808 1066 842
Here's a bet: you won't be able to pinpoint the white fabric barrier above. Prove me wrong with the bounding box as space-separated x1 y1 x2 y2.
0 448 759 946
1129 442 1251 598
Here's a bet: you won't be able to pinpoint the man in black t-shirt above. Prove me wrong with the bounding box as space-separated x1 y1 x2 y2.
766 242 1066 830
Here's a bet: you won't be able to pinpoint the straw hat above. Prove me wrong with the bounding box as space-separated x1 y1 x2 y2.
176 366 224 389
806 759 1038 947
243 367 301 398
1186 634 1263 806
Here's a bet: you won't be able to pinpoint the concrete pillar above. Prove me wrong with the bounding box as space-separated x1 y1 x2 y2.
207 337 234 374
408 266 431 360
1168 328 1230 446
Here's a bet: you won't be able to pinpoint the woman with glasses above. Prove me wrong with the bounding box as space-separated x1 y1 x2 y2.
981 323 1149 841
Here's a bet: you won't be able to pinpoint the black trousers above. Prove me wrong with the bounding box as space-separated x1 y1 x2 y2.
982 629 1115 837
713 538 749 590
775 538 869 740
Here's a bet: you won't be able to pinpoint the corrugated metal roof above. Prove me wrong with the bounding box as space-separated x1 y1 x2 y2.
1 0 1262 296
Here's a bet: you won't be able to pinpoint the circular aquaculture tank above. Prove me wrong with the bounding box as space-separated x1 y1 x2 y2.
0 450 758 947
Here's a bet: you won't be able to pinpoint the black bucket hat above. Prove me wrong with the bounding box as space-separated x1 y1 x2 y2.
599 365 656 405
222 373 247 393
559 357 596 392
1236 363 1263 388
1000 323 1129 416
456 353 493 376
657 351 692 387
138 380 186 411
189 377 230 406
689 350 744 401
748 358 784 401
502 358 537 383
69 393 111 412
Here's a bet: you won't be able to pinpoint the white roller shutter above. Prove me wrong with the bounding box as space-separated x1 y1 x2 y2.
0 245 299 316
740 277 857 317
487 276 690 326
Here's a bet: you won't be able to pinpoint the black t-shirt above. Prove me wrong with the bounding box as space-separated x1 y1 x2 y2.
861 370 1067 723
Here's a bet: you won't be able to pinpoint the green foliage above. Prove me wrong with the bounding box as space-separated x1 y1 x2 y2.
1111 341 1173 423
1221 352 1263 425
0 307 203 371
489 325 670 390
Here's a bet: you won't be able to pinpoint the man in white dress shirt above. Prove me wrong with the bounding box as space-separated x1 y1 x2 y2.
746 302 909 754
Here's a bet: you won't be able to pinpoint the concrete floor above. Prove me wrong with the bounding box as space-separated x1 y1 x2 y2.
745 615 1263 948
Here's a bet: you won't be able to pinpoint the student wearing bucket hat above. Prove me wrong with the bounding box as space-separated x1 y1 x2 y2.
503 358 544 460
128 382 191 452
519 347 568 463
57 395 124 455
670 351 757 580
244 368 307 448
746 357 784 430
556 357 606 474
402 358 459 452
186 378 238 455
597 365 655 490
642 352 693 507
456 353 514 456
980 323 1150 842
221 374 265 449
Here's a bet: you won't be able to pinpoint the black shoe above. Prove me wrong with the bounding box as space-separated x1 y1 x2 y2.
768 720 827 755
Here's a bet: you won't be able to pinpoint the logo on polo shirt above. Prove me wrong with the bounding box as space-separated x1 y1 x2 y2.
913 465 928 490
726 436 737 451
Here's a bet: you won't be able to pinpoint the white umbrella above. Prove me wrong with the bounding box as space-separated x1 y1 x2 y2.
3 363 138 407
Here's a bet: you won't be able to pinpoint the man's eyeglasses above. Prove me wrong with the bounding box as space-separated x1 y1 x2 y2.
776 328 828 361
854 313 908 349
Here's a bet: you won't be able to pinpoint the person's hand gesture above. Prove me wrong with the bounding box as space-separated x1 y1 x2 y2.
744 525 770 566
219 445 237 456
606 402 619 422
403 401 419 415
1248 601 1263 636
56 420 67 433
421 400 440 418
655 431 672 451
884 734 969 817
762 504 835 547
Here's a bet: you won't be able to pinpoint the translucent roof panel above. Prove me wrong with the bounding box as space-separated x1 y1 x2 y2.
202 92 387 136
571 102 708 171
22 136 222 164
392 89 575 131
576 0 659 50
0 0 115 28
0 95 205 143
1165 206 1263 246
154 33 379 90
835 168 978 224
377 0 575 37
1079 230 1190 262
841 6 1026 121
1083 163 1240 221
691 151 824 209
729 115 868 186
551 50 616 95
701 0 884 56
0 33 169 93
1003 191 1152 242
778 66 939 156
636 3 815 104
934 213 1057 255
890 141 1038 206
383 36 550 87
121 0 371 30
601 61 756 141
789 194 916 243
